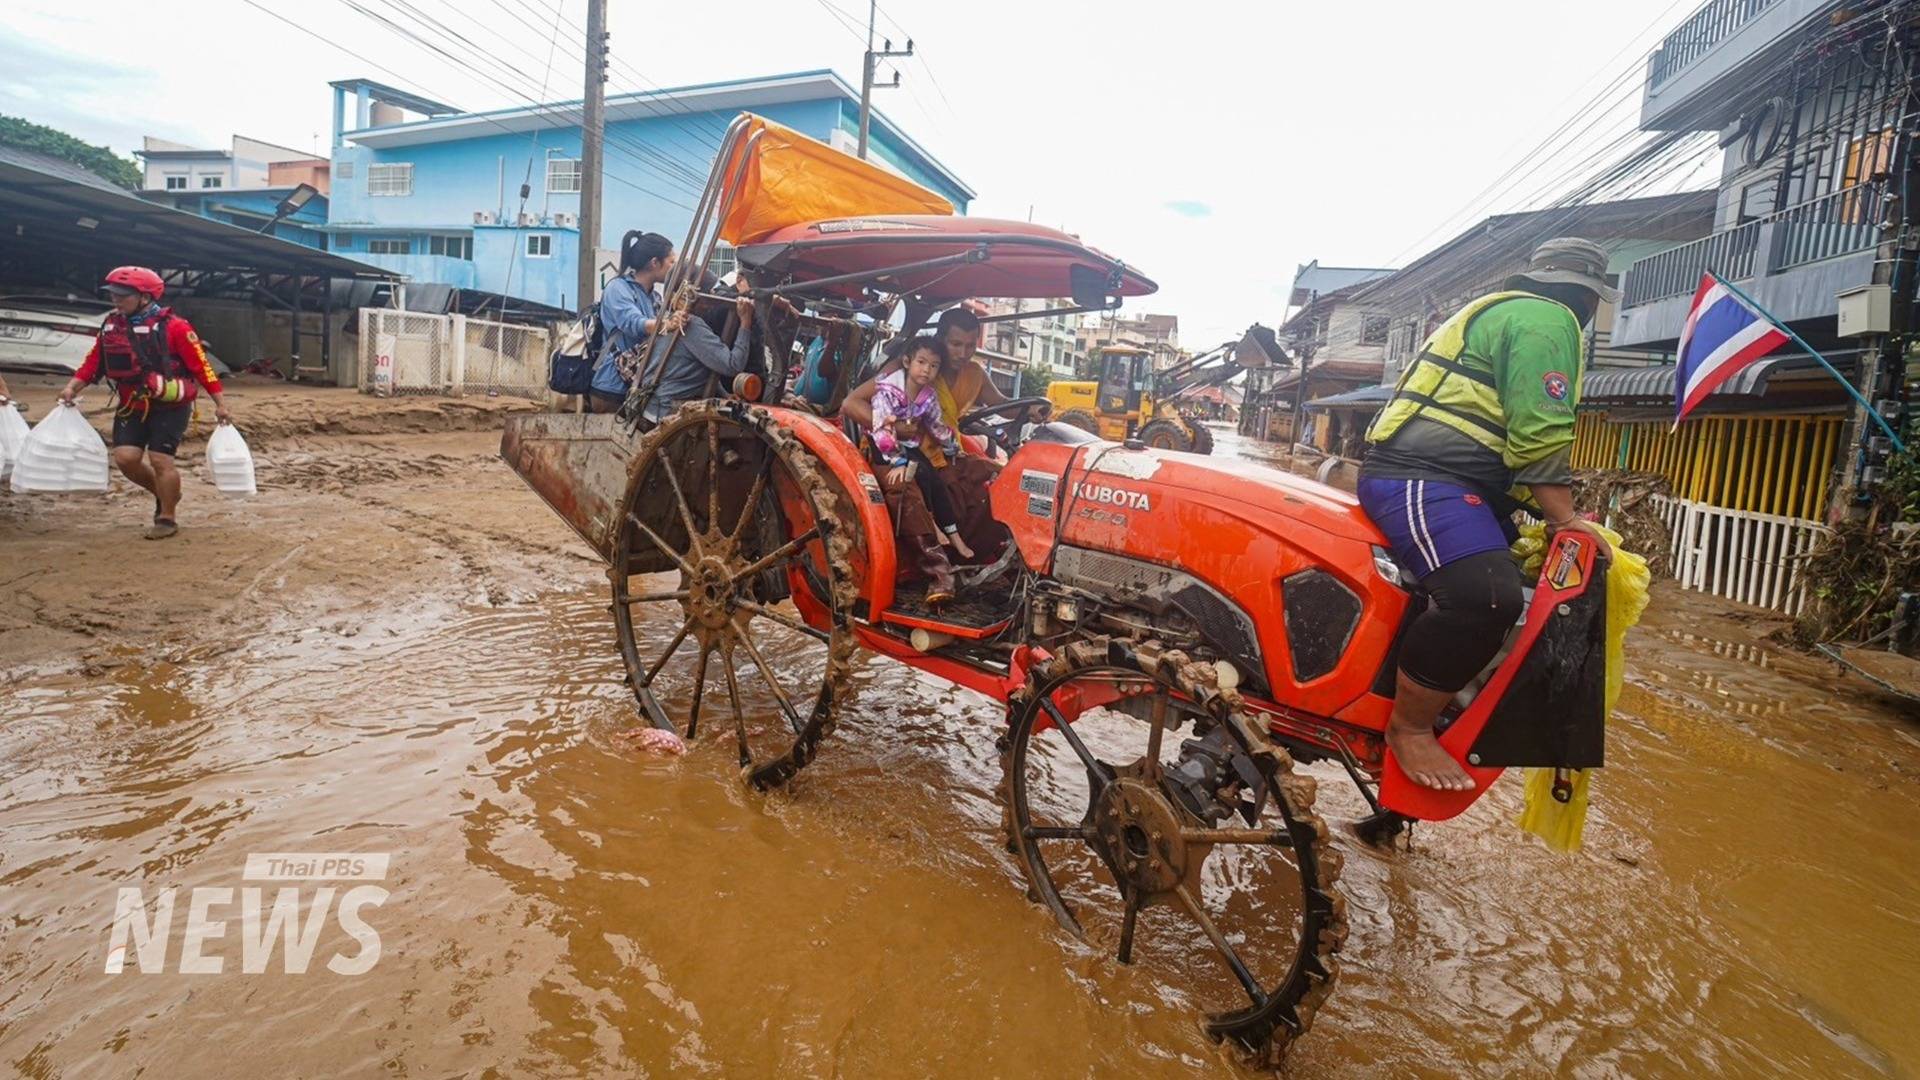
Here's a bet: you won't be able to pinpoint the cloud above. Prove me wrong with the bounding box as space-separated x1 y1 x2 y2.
1163 199 1212 219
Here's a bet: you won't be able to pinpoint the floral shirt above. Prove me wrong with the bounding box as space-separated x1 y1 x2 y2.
869 369 956 463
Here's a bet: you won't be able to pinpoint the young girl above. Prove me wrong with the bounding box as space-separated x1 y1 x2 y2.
870 338 974 560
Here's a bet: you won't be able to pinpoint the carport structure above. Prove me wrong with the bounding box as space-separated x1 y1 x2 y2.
0 146 395 383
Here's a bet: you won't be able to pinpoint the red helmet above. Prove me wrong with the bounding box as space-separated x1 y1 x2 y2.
103 266 165 300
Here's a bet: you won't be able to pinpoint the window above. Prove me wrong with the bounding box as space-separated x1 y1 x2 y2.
336 160 355 180
706 241 737 278
545 156 582 193
200 175 223 189
526 233 552 258
164 174 187 190
368 162 413 196
334 233 354 249
428 234 473 260
368 238 412 255
1360 314 1391 347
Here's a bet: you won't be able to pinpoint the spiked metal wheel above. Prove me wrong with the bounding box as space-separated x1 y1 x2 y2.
611 401 857 789
1000 637 1347 1065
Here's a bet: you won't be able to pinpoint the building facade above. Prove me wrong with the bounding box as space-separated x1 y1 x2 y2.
1076 312 1181 372
138 135 325 194
983 297 1082 376
1241 262 1393 446
326 72 973 314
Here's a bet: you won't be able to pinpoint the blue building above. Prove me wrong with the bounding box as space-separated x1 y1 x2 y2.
327 72 974 314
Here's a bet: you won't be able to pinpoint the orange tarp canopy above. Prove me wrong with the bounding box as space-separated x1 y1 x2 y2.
715 114 952 245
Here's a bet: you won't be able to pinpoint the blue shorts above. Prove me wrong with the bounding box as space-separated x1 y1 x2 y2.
1357 477 1516 580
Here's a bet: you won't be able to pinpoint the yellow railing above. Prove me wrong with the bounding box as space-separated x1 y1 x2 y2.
1570 412 1843 521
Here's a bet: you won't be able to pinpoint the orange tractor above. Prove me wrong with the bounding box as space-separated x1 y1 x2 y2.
504 115 1609 1065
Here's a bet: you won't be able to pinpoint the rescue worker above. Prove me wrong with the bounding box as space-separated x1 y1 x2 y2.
1358 237 1614 791
56 266 231 540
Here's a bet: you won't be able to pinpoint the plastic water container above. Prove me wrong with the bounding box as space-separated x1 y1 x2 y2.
206 421 257 496
0 398 27 483
9 401 110 494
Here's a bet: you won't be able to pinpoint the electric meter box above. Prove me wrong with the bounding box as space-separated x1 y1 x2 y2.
1837 284 1891 337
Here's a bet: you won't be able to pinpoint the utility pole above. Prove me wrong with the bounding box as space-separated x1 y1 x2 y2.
856 0 912 160
576 0 608 314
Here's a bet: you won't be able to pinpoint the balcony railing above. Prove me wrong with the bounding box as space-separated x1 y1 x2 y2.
1620 222 1760 306
1620 182 1883 307
1769 181 1882 270
1649 0 1782 88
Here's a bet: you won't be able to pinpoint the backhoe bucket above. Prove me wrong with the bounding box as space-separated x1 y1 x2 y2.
1235 324 1287 370
499 413 637 564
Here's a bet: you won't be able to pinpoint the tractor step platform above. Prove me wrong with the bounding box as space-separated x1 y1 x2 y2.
882 583 1015 639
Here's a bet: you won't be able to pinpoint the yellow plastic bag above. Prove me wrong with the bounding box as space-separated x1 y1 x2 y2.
1510 521 1650 852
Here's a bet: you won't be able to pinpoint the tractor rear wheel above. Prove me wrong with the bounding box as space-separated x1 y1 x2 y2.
610 401 858 790
1059 409 1101 436
1000 637 1347 1067
1137 418 1193 452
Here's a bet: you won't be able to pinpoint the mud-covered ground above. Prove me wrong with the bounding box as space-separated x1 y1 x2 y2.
2 390 1916 1078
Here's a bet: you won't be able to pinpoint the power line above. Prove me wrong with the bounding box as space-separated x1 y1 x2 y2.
239 0 698 211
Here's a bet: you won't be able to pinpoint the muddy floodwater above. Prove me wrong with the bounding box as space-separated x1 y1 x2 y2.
2 391 1917 1078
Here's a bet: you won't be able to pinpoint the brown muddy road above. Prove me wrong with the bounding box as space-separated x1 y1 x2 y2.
1 392 1916 1078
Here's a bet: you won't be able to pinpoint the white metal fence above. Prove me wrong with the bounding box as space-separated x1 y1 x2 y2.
360 309 554 401
1645 495 1829 615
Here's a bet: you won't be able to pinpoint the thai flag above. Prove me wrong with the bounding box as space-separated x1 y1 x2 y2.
1674 272 1790 423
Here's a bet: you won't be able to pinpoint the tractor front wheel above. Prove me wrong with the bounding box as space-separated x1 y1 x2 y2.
999 637 1347 1066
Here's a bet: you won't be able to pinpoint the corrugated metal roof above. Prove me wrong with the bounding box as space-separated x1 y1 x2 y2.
1306 383 1393 409
0 146 394 281
1580 352 1861 405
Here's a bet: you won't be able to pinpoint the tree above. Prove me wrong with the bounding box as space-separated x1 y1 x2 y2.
0 115 140 189
1018 364 1055 398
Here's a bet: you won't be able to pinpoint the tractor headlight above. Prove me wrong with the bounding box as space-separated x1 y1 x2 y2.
1372 546 1407 589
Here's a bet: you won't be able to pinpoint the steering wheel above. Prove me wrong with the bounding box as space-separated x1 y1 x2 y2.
959 397 1051 455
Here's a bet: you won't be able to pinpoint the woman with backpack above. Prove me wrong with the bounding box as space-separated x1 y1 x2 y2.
586 232 677 413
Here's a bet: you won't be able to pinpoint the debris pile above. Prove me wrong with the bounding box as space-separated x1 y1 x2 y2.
1574 469 1673 577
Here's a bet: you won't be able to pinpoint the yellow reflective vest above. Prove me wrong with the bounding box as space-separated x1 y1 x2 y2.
1366 290 1583 473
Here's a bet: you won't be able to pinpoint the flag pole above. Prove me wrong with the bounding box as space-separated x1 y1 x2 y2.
1709 272 1906 453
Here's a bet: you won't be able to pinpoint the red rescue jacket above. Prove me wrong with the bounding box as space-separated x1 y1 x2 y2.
75 307 222 408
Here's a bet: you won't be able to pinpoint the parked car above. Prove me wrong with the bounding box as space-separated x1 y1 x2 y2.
0 295 110 375
0 295 232 377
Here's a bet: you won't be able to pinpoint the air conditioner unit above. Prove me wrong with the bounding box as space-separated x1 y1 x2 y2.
516 212 537 227
553 211 577 228
473 210 495 226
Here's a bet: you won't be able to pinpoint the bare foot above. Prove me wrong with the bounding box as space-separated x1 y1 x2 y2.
948 532 974 560
1385 720 1475 791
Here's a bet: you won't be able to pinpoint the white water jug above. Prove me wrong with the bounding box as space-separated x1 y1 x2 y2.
0 398 26 483
206 421 257 496
10 401 110 494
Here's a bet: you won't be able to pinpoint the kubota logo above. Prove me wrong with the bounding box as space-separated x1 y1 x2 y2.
1073 482 1150 511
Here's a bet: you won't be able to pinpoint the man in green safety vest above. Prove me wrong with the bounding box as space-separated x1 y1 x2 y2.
1358 237 1615 791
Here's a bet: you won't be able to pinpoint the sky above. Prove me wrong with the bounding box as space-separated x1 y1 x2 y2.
1 0 1716 344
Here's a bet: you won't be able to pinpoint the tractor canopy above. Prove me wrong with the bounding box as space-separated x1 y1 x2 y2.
714 114 955 246
737 216 1158 306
